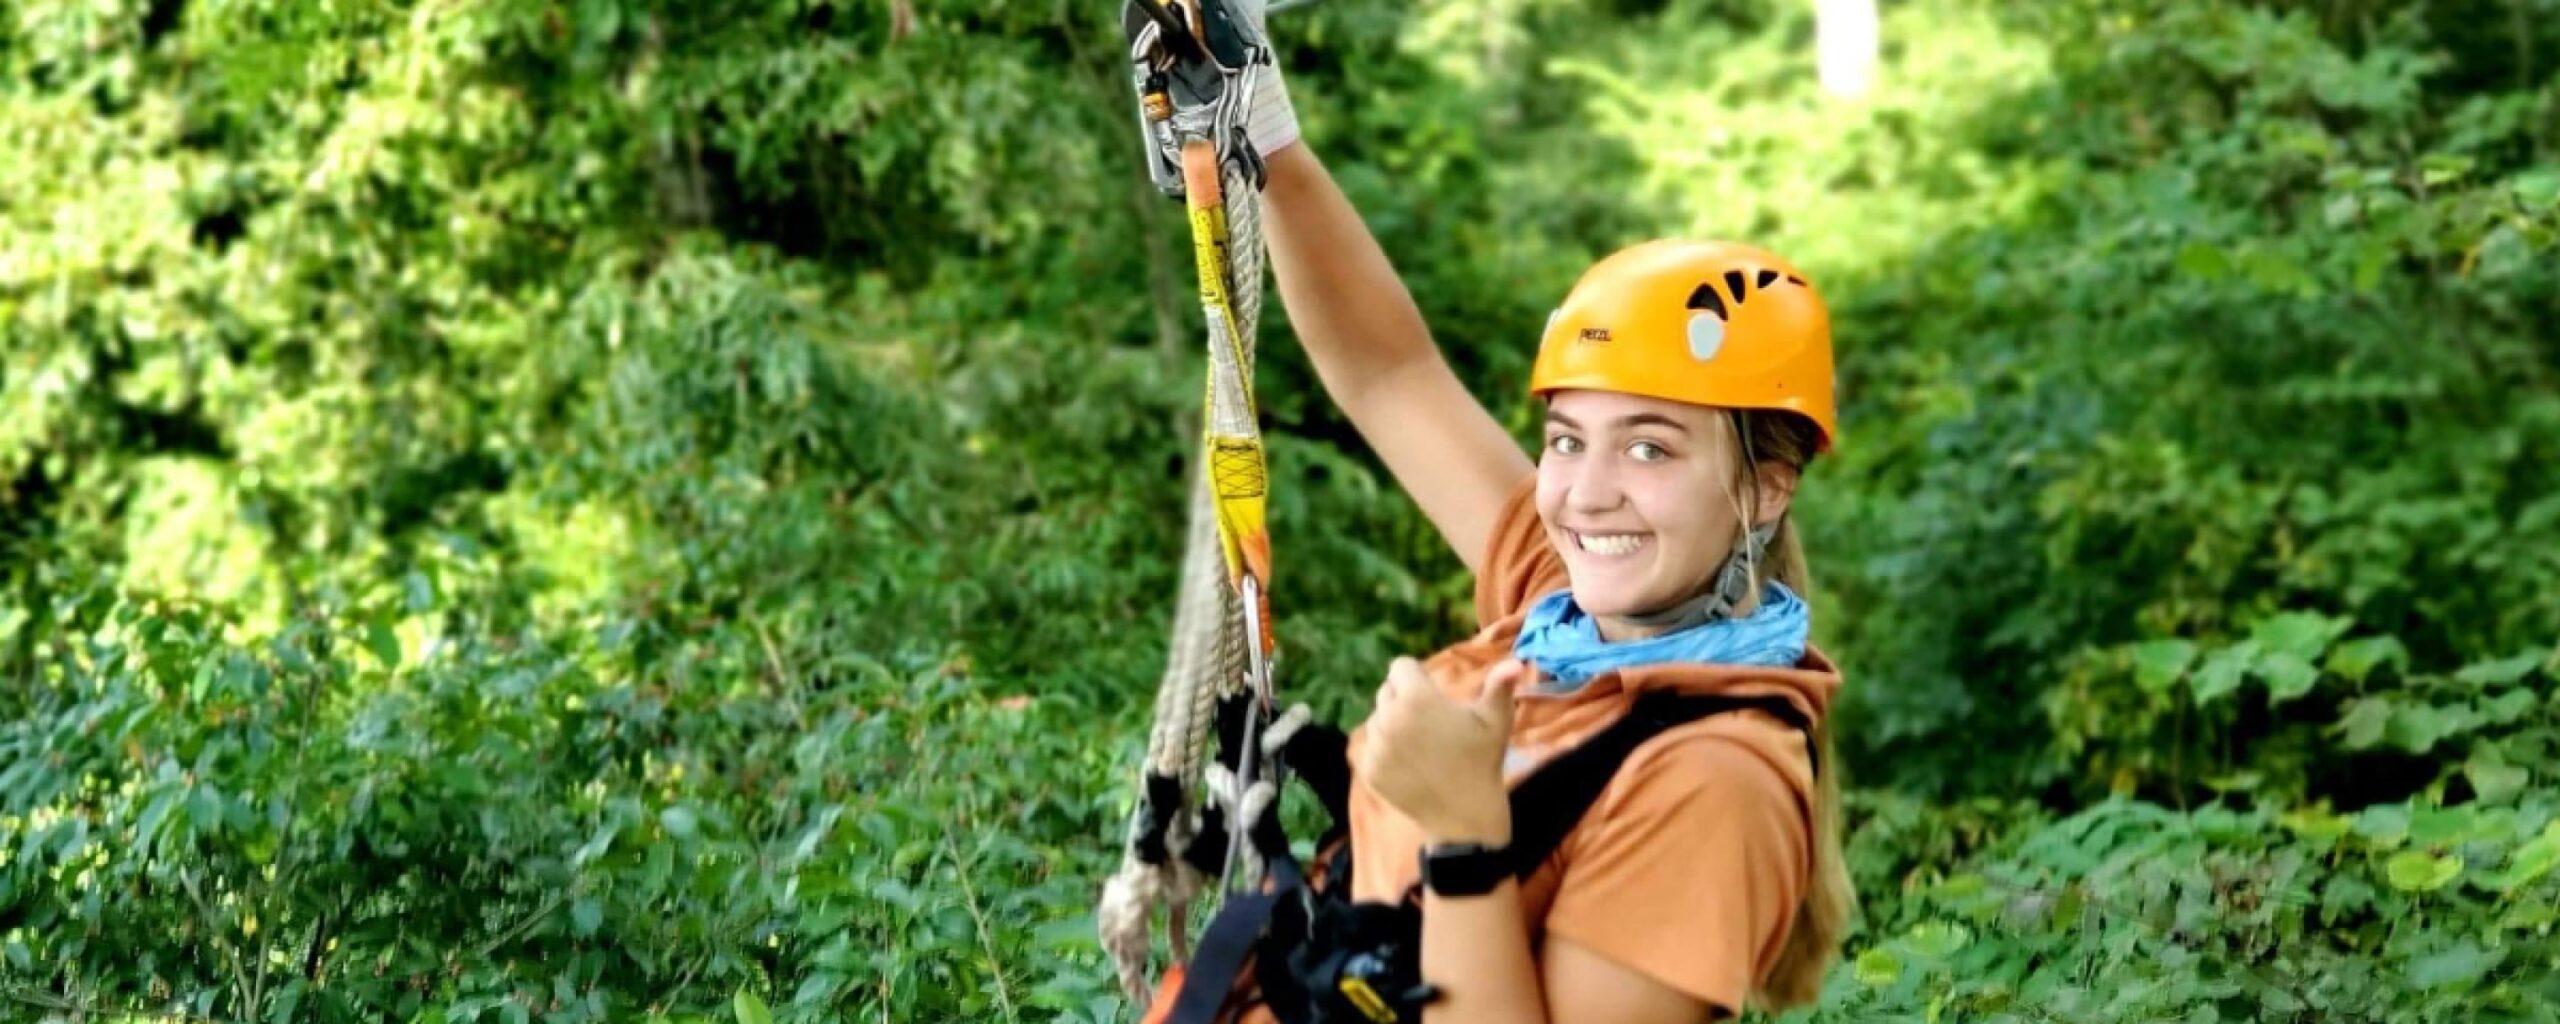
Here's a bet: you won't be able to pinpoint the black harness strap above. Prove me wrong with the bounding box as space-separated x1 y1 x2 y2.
1280 722 1353 829
1499 692 1815 881
1166 851 1310 1024
1167 889 1284 1024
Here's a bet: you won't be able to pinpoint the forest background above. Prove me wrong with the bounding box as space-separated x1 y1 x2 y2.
5 0 2560 1021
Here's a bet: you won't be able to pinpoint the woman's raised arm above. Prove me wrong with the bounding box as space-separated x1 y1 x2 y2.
1261 144 1533 571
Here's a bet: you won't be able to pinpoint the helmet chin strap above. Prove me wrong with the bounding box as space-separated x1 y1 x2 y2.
1617 520 1779 633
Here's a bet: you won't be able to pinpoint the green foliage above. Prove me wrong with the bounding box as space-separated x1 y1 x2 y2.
5 0 2557 1020
1818 797 2560 1022
2 578 1131 1022
1815 0 2560 803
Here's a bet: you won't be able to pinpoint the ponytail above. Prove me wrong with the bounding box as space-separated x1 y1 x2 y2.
1730 413 1851 1011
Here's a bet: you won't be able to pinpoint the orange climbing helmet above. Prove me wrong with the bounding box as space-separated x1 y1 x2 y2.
1529 239 1838 451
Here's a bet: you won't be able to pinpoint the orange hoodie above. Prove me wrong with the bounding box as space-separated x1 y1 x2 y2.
1342 476 1839 1012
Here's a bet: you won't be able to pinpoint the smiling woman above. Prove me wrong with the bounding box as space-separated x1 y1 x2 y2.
1127 6 1854 1010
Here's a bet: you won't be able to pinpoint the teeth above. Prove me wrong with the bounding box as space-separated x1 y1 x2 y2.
1576 532 1645 556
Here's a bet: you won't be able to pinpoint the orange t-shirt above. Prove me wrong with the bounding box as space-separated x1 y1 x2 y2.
1341 476 1840 1015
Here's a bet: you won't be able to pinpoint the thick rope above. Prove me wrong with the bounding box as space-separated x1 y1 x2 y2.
1101 150 1272 1006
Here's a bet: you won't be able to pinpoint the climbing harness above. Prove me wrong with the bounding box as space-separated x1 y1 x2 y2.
1099 0 1291 1004
1148 692 1819 1024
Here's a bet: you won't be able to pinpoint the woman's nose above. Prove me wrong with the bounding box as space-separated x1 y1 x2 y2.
1565 455 1625 512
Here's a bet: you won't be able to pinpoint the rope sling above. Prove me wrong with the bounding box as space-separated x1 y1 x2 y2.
1097 0 1294 1003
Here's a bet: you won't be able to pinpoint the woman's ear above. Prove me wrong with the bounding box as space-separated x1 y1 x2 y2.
1754 461 1801 526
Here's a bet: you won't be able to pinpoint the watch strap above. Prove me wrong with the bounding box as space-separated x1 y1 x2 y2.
1419 841 1511 897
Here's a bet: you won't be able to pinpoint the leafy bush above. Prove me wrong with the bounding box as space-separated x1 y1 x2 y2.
2 576 1134 1023
1816 1 2560 803
1824 795 2560 1022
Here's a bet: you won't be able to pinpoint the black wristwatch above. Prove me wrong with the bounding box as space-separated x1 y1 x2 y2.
1419 841 1513 898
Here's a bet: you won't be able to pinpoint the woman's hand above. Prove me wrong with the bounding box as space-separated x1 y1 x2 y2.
1357 657 1533 845
1121 0 1300 160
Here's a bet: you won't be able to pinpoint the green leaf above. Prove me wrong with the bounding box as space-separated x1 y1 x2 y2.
2463 754 2529 804
2384 851 2461 892
2354 805 2410 846
189 786 224 838
1854 947 1902 987
2131 639 2197 695
367 621 402 671
2256 651 2320 704
2493 823 2560 891
2250 611 2348 661
267 981 303 1024
2482 688 2539 724
2278 805 2352 840
1930 873 1987 900
2516 168 2560 209
2406 941 2502 989
2201 769 2263 793
2191 645 2254 704
2409 806 2477 846
734 988 773 1024
2454 652 2541 689
644 839 676 895
404 571 437 614
2238 247 2318 296
136 789 181 849
2351 238 2391 294
661 806 699 840
2324 873 2378 918
2385 704 2472 755
2175 241 2230 279
1032 914 1101 952
2419 152 2475 186
873 879 924 914
1903 921 1970 959
573 821 617 867
2326 635 2408 684
2462 807 2523 845
2336 698 2393 749
573 898 603 937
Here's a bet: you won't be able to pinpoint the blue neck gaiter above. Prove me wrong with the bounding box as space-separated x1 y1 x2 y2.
1510 582 1811 692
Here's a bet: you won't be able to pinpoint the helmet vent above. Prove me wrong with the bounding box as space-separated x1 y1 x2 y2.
1756 269 1781 288
1786 274 1807 286
1724 270 1750 302
1685 282 1729 319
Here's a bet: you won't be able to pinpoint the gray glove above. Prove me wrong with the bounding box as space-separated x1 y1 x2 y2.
1123 0 1300 196
1233 0 1300 157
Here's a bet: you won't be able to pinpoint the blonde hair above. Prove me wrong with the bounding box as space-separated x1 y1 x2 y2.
1724 410 1853 1011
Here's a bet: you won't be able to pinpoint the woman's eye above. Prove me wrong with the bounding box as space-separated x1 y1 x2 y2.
1629 440 1669 462
1547 434 1584 456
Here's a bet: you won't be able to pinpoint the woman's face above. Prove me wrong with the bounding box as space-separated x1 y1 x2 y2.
1534 389 1789 638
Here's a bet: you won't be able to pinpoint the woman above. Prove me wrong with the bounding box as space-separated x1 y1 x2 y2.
1201 16 1852 1023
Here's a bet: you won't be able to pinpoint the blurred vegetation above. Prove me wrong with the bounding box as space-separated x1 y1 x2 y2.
3 0 2557 1021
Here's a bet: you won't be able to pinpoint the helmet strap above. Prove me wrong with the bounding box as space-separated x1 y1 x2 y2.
1618 519 1779 633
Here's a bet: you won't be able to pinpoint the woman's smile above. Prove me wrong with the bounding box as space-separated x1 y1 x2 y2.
1568 529 1652 558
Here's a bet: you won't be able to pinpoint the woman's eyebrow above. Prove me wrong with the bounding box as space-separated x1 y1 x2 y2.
1543 410 1692 434
1619 413 1691 434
